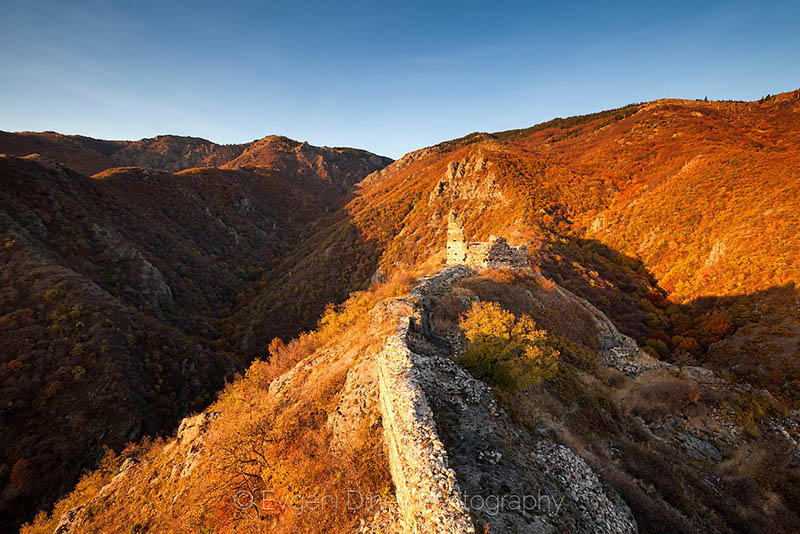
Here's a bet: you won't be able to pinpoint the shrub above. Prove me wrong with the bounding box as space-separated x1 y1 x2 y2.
264 332 317 381
317 291 373 341
728 391 788 433
43 286 63 301
644 338 670 359
69 342 90 358
458 301 559 390
268 337 287 358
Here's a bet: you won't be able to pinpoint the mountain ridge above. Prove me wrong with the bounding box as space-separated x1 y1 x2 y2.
2 89 800 533
0 131 393 184
234 89 800 404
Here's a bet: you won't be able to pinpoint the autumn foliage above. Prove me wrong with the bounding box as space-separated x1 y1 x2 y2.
4 89 800 532
459 301 559 390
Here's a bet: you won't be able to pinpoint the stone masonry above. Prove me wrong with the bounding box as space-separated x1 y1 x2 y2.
377 266 477 534
446 211 528 269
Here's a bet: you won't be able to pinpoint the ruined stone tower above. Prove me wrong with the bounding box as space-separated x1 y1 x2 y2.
446 211 467 264
446 210 529 268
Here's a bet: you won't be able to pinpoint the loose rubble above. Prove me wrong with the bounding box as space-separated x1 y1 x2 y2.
533 443 637 534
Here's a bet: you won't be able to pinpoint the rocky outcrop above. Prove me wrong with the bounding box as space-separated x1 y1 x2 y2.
429 154 507 206
53 505 88 534
89 223 175 317
164 411 220 478
329 356 381 452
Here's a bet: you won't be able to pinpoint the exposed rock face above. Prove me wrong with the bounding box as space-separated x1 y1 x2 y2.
97 457 140 498
168 411 220 479
328 355 381 452
428 154 508 207
89 223 175 318
675 432 723 462
703 239 727 269
53 505 87 534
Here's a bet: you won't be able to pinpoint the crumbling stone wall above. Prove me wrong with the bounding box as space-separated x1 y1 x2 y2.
381 267 638 534
465 236 528 269
377 267 475 534
446 211 528 269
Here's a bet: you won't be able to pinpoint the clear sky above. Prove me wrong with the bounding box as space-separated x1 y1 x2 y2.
1 0 799 159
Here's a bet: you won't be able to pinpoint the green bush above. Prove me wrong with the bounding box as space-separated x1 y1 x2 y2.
458 301 559 391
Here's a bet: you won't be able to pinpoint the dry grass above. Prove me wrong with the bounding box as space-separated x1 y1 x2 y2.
622 370 703 422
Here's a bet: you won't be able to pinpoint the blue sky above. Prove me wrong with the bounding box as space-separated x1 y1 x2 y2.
1 0 798 158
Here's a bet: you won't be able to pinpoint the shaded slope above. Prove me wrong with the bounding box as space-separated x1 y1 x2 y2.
0 157 240 531
0 143 390 531
424 268 800 533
